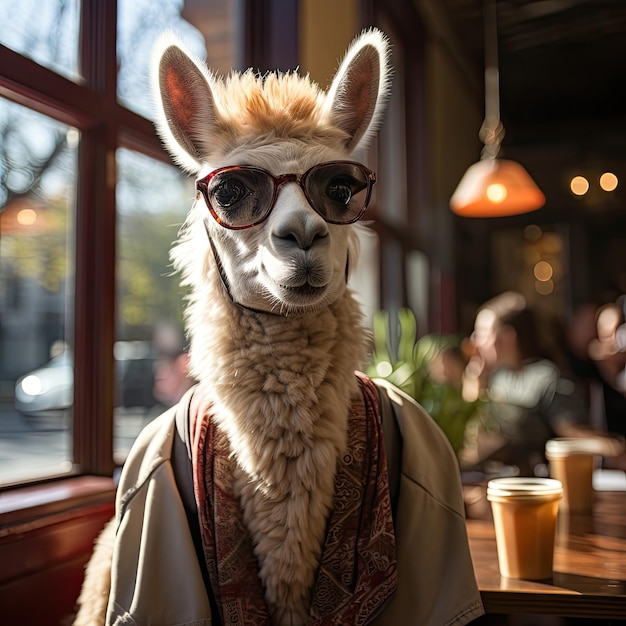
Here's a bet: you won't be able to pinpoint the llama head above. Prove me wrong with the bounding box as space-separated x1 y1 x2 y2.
152 29 391 315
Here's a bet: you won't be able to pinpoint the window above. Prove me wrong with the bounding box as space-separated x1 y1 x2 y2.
117 0 207 118
0 0 80 80
0 0 240 486
114 148 194 461
0 99 77 483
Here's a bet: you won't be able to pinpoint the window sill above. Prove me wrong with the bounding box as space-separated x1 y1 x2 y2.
0 475 116 534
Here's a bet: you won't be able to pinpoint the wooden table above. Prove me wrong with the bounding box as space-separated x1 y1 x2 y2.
465 487 626 619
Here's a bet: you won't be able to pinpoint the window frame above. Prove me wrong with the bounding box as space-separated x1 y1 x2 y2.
0 0 171 484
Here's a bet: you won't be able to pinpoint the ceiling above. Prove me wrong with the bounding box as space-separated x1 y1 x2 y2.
442 0 626 131
438 0 626 222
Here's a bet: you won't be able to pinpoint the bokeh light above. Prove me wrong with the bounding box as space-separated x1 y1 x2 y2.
524 224 542 240
599 172 618 192
534 261 553 282
16 208 37 226
570 176 589 196
535 279 554 295
375 361 393 377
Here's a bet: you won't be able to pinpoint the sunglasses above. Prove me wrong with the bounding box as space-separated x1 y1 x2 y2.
196 160 376 230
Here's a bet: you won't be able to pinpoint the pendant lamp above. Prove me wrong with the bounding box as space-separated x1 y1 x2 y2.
450 0 545 217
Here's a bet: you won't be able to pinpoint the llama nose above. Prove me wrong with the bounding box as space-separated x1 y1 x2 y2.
273 211 329 250
271 188 329 250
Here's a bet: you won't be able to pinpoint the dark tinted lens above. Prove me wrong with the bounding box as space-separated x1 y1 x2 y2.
207 167 274 227
305 163 370 223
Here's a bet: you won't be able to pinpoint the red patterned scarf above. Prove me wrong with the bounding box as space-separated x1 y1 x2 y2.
190 373 397 625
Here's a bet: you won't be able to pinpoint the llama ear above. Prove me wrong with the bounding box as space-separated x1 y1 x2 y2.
152 33 217 173
324 28 392 153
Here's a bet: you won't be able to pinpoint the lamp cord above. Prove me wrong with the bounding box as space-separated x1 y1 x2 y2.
480 0 504 159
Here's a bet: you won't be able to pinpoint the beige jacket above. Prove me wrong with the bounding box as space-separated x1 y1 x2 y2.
106 380 484 626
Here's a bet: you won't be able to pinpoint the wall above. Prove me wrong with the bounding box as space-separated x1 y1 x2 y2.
414 0 484 331
299 0 359 89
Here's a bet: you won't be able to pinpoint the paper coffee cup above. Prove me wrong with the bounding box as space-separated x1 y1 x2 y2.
487 477 563 580
545 438 598 513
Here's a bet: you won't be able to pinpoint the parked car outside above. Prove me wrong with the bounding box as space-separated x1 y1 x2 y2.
14 352 73 419
14 341 158 425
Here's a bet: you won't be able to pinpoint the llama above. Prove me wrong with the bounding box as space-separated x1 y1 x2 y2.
73 28 483 626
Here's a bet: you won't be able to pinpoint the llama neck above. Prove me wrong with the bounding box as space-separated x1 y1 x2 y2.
186 263 368 452
186 264 369 624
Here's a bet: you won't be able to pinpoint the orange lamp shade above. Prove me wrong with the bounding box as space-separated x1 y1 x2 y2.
450 158 545 217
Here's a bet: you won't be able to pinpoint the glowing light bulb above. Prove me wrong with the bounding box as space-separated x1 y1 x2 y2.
599 172 618 192
570 176 589 196
486 183 507 203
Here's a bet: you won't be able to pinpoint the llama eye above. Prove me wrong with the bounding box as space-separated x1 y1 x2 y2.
326 180 353 205
213 179 248 208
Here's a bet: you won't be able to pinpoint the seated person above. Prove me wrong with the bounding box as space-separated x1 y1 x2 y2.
461 294 624 476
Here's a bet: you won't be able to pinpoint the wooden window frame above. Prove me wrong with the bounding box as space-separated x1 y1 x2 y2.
0 0 168 486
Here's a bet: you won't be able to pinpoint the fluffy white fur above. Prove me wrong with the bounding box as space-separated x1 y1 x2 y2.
74 28 391 626
190 261 368 624
72 519 115 626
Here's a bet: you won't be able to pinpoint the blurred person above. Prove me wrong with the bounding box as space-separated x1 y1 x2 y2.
462 291 526 404
566 301 626 440
588 300 626 397
587 300 626 469
562 302 608 432
461 297 624 476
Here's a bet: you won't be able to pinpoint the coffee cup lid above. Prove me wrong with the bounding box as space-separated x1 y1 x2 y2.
487 477 563 498
545 437 602 457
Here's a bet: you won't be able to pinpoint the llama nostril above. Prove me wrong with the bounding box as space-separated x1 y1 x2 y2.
301 230 328 251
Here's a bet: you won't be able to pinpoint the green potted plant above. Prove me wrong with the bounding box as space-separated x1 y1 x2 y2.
366 308 484 455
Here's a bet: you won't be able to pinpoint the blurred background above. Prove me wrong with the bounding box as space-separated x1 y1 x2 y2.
0 0 625 484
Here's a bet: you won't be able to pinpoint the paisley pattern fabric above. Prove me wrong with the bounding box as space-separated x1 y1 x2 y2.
190 373 398 625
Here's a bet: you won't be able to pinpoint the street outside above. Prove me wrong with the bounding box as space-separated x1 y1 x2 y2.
0 402 153 484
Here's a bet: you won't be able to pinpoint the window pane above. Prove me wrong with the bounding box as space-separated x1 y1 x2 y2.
117 0 243 119
0 99 77 484
117 0 206 119
0 0 79 81
114 148 194 461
